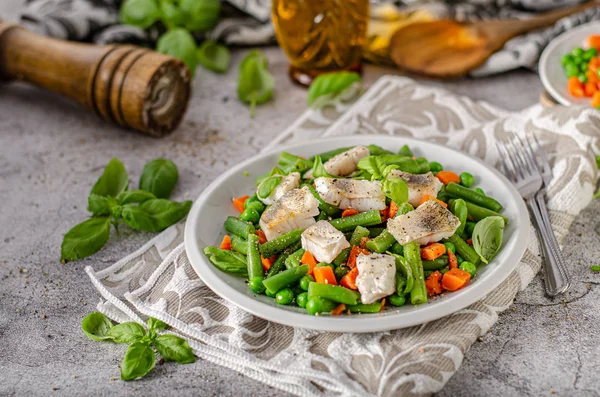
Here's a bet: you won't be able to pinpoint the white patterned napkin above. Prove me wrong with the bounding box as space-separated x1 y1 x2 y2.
86 76 598 397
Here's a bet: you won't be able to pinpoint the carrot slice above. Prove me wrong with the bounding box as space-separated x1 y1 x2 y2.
435 171 461 185
314 266 337 285
232 195 249 213
419 194 448 208
441 268 471 291
359 237 369 250
261 256 276 271
219 235 231 250
330 303 346 316
388 201 399 219
425 270 443 296
568 76 584 98
341 209 359 218
347 245 370 269
379 207 389 223
340 267 359 290
592 91 600 108
448 249 458 269
420 243 446 260
589 34 600 50
585 81 597 97
255 230 267 245
466 238 473 246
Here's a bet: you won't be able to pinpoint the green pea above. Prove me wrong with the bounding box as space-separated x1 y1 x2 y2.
571 54 583 66
565 64 579 77
444 242 456 254
248 276 265 294
459 172 474 187
245 201 265 213
561 54 573 65
306 297 327 315
276 288 294 305
240 208 260 223
455 254 464 264
299 275 315 291
334 265 350 281
588 47 598 57
474 187 485 195
578 73 588 83
244 195 262 209
465 221 476 237
572 47 584 57
388 294 406 307
429 161 443 174
440 266 450 275
296 292 309 308
459 261 477 278
265 289 277 298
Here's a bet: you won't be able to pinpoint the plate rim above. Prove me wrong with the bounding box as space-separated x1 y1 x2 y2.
184 135 529 333
540 20 600 106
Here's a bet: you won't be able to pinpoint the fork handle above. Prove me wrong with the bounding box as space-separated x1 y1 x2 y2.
526 197 570 296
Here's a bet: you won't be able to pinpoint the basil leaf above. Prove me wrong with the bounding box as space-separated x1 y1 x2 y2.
157 29 198 77
117 190 156 205
256 176 282 200
383 178 408 205
311 155 335 178
121 199 192 232
237 50 273 118
154 334 195 364
108 322 147 344
159 0 186 28
139 159 179 199
148 317 168 331
197 40 231 73
357 156 386 180
89 158 129 199
88 194 110 215
203 247 248 276
121 341 155 381
472 216 505 264
61 217 111 262
81 312 114 341
120 0 161 29
180 0 220 32
307 71 361 106
367 144 394 156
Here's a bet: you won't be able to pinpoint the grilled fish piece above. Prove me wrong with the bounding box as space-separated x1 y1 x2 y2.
387 199 460 245
356 253 396 304
259 186 320 241
306 146 369 178
314 177 386 212
301 220 350 263
387 170 443 207
259 172 300 205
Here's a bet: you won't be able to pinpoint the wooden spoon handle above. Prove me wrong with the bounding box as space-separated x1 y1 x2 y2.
0 21 191 137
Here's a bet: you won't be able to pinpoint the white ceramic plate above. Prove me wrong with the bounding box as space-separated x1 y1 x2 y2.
185 136 529 333
540 21 600 106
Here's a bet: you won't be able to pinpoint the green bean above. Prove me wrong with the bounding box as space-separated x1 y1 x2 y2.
333 248 350 266
347 301 383 313
224 216 255 239
262 265 309 295
368 227 386 238
307 282 360 305
349 226 371 246
316 263 335 271
316 211 329 221
445 234 480 266
396 273 406 295
244 195 265 213
330 210 382 232
230 235 248 254
390 253 413 293
240 208 260 224
306 297 338 315
415 157 430 173
450 199 468 238
265 252 290 278
404 242 427 305
259 229 303 258
285 248 305 269
335 265 350 281
246 234 263 280
366 230 396 253
389 242 404 256
203 247 248 277
278 152 312 168
445 183 503 212
306 184 341 217
311 147 353 163
398 144 413 157
422 255 449 270
449 199 508 224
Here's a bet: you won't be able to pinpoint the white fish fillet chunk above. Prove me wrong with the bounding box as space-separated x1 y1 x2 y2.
301 220 350 263
356 253 396 304
305 146 369 178
387 199 460 245
387 170 443 207
258 172 300 205
314 177 386 212
259 186 320 241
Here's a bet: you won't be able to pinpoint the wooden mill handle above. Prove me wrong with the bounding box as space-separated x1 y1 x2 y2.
0 21 191 137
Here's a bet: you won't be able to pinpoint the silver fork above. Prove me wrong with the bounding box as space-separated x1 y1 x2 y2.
496 135 570 296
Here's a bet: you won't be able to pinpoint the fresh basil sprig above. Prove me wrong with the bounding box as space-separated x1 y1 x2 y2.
307 71 361 107
60 158 191 263
157 28 198 77
472 216 505 264
237 50 274 118
119 0 161 29
383 178 409 206
82 313 195 381
311 155 335 179
197 40 231 73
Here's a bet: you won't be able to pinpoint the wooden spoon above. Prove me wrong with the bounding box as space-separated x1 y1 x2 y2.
390 1 600 78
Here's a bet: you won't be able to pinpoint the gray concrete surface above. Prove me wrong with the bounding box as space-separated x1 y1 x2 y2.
2 2 600 396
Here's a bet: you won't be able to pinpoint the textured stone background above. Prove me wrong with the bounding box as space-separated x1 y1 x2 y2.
2 1 600 396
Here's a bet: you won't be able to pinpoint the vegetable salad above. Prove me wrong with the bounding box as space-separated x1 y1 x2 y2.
204 144 507 316
562 34 600 107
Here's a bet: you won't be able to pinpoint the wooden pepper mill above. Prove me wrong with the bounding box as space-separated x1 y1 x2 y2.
0 21 191 137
